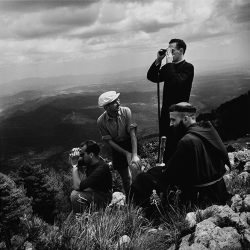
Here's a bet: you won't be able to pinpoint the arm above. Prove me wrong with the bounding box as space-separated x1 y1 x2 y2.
147 50 166 83
130 127 140 166
72 167 82 190
147 61 162 83
126 107 140 166
69 148 86 190
80 165 107 190
159 62 194 87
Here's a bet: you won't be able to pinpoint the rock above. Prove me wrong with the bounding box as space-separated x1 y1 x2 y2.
234 149 250 162
231 194 243 212
24 242 33 250
238 171 250 182
186 212 197 227
116 235 131 249
194 220 242 249
109 192 126 207
239 212 250 229
242 229 250 249
167 244 176 250
244 161 250 172
243 194 250 212
223 173 234 188
228 152 235 166
179 234 209 250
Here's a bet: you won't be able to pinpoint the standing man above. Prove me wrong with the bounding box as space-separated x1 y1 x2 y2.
147 39 194 160
97 91 141 197
69 140 112 214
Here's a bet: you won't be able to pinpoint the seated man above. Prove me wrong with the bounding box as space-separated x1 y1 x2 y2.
131 102 231 209
69 140 112 214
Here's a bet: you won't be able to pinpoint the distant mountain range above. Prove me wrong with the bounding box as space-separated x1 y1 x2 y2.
0 68 249 173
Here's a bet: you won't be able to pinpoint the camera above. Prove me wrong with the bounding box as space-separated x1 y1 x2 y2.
70 147 81 157
158 49 167 56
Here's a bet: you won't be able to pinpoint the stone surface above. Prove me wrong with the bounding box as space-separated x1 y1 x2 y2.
238 171 250 183
109 192 126 207
244 161 250 172
242 229 250 249
186 212 197 227
243 194 250 212
228 152 235 167
116 235 131 249
194 220 242 250
231 194 243 212
179 234 209 250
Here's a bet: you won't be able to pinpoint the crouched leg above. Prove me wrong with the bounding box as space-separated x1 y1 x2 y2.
70 190 91 214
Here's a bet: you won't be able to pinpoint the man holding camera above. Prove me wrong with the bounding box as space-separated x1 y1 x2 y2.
69 140 112 214
147 39 194 160
97 91 141 197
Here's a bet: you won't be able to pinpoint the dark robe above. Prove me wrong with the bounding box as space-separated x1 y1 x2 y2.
130 121 231 208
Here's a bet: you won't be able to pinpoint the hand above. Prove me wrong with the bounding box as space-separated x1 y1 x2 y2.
69 147 80 167
131 154 141 168
125 151 132 166
156 50 166 65
165 48 173 63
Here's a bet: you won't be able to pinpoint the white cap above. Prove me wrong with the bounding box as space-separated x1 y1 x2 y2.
98 91 120 108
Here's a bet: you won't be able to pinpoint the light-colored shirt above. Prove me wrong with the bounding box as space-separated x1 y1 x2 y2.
97 106 137 142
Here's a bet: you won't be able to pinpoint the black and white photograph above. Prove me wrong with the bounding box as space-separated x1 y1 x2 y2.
0 0 249 249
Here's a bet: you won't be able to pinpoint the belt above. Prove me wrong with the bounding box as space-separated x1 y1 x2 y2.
194 177 223 188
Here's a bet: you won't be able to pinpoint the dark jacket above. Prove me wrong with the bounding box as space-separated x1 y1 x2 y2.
80 159 112 194
165 121 230 187
147 60 194 111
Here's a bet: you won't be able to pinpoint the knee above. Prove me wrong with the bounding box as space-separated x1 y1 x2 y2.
70 190 80 203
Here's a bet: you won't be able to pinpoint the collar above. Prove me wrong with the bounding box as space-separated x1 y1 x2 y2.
174 59 185 64
106 108 121 120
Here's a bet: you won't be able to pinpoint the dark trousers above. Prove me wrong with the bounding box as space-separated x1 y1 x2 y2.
112 140 132 197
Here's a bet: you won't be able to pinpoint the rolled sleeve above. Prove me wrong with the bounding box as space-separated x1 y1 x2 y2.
97 116 111 141
124 107 137 133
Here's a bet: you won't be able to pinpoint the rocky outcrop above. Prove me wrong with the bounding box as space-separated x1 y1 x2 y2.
182 195 250 249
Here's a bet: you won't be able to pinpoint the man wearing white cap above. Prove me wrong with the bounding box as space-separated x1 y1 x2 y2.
97 91 141 196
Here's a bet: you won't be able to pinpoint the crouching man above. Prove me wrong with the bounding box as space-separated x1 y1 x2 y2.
69 140 112 214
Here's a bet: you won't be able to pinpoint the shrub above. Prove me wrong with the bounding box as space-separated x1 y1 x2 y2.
0 173 32 249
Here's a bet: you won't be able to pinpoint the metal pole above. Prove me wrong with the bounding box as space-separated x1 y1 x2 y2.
157 81 161 162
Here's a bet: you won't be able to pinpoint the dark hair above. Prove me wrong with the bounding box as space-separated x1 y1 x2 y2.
169 38 186 54
80 140 100 156
169 103 196 113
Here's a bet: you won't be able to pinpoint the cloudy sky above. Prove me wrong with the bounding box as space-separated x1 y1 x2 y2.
0 0 249 84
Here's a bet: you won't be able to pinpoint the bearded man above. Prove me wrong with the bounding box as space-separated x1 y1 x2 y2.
130 102 231 208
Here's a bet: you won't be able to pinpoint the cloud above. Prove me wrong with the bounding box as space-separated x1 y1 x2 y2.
134 19 180 33
70 25 117 39
0 3 101 40
0 0 249 83
0 0 100 12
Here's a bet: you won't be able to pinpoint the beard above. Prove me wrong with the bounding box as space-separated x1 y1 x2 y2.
173 120 187 139
78 157 85 167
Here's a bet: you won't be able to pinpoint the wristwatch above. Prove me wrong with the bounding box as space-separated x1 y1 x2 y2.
72 164 78 169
